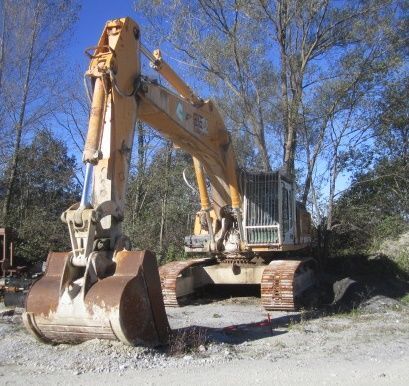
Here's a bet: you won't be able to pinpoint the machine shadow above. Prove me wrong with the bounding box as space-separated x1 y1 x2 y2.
178 284 261 306
170 314 294 345
168 253 409 347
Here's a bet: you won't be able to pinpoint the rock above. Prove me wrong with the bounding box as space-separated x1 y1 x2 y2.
360 295 402 313
0 309 14 317
198 345 206 353
332 277 365 308
12 315 22 324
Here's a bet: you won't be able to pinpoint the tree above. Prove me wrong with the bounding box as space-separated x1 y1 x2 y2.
329 15 408 255
0 0 79 224
0 130 81 262
124 136 198 263
332 157 409 255
135 0 276 171
315 0 407 231
376 76 409 164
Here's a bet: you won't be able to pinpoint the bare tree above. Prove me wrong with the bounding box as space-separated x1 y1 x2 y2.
135 0 276 171
2 3 41 222
254 0 393 178
0 1 6 92
136 1 396 180
0 0 79 224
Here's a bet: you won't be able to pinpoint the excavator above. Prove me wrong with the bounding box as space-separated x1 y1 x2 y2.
23 17 317 346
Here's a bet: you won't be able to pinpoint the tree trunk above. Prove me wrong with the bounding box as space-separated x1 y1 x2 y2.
327 154 338 231
310 181 322 225
159 141 172 259
283 75 303 177
321 154 336 261
302 165 313 206
277 2 303 178
278 0 289 164
283 105 298 177
133 121 146 219
302 125 326 205
2 5 39 224
0 1 6 93
256 133 271 172
283 119 296 176
250 113 271 172
136 122 145 184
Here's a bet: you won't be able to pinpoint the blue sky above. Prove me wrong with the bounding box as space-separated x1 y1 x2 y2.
68 0 138 66
65 1 351 201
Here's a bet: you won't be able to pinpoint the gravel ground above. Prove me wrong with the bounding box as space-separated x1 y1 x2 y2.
0 295 408 385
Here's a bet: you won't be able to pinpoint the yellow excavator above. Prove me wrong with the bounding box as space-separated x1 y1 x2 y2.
23 17 317 346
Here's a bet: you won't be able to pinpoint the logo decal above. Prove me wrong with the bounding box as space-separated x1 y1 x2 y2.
176 102 186 123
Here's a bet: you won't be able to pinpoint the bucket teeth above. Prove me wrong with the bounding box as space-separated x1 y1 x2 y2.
23 250 169 346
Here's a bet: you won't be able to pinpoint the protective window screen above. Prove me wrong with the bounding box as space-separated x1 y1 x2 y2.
242 172 279 244
282 183 294 236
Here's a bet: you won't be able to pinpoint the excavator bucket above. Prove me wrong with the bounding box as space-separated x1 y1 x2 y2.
23 250 169 346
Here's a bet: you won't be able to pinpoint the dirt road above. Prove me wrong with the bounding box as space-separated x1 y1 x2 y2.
0 296 408 385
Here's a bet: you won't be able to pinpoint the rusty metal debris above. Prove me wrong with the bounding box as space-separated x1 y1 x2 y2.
0 228 36 307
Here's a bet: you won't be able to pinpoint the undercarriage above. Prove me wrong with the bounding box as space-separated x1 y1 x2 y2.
159 256 317 311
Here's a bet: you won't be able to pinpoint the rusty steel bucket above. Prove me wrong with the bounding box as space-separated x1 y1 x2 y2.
23 250 169 346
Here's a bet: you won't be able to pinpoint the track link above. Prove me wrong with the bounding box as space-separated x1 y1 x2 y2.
261 258 316 311
159 258 213 306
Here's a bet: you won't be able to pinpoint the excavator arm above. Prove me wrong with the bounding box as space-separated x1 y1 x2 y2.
81 17 242 254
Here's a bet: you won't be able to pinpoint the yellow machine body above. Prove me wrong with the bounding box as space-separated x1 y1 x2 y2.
24 15 317 347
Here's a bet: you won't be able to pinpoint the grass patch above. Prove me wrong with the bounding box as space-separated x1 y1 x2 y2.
395 248 409 275
333 307 364 321
287 316 304 331
345 307 362 319
400 293 409 305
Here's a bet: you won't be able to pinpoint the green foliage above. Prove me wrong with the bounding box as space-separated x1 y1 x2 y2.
401 293 409 305
124 140 198 263
376 76 409 163
0 130 80 262
395 248 409 276
331 70 409 259
332 158 409 256
161 244 186 265
372 217 408 249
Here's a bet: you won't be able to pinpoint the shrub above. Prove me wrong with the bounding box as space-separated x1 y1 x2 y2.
167 327 208 356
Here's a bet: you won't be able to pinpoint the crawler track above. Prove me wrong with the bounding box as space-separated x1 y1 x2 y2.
160 257 317 310
159 258 214 306
261 259 316 311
